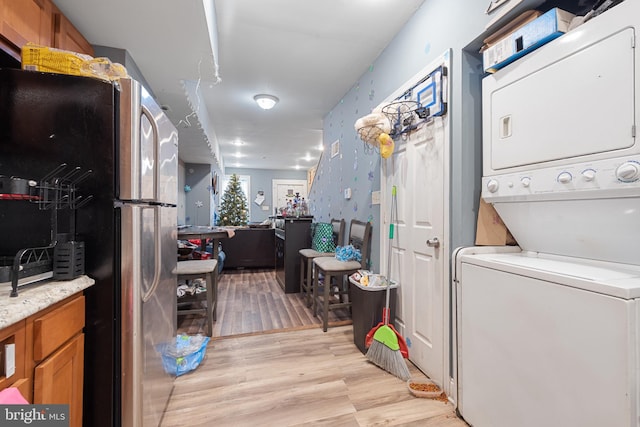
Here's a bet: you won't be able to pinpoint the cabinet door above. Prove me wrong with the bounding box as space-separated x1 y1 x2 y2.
33 295 85 362
0 0 53 49
34 333 84 427
53 11 93 56
0 321 27 398
11 378 31 403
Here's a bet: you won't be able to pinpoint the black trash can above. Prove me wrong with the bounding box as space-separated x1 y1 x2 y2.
349 277 398 354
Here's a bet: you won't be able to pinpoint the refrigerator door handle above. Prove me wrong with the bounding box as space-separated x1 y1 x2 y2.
142 206 162 303
141 104 159 202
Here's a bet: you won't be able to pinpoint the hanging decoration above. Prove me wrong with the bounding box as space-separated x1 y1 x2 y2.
378 133 395 159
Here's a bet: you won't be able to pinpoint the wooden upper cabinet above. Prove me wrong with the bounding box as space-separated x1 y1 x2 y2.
0 0 53 50
53 8 94 56
0 0 94 60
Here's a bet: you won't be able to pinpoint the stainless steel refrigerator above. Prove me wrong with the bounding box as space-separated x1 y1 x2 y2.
0 68 177 427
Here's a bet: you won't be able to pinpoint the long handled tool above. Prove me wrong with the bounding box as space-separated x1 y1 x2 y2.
364 187 408 357
365 185 410 380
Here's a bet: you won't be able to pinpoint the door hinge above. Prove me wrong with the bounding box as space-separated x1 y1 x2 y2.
632 34 636 49
633 125 636 138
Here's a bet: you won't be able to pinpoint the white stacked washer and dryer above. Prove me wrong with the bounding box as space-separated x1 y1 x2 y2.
455 1 640 426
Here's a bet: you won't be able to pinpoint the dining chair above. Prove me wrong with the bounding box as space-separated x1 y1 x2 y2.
176 259 218 337
299 218 345 308
312 219 372 332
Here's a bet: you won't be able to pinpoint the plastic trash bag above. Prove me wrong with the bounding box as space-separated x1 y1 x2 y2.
157 334 210 376
335 245 362 262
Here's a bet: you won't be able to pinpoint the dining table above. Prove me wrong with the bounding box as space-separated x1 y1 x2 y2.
177 226 235 260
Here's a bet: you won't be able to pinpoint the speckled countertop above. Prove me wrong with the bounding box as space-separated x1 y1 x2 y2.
0 276 95 329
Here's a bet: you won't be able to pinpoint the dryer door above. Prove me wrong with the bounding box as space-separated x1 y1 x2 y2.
483 23 637 174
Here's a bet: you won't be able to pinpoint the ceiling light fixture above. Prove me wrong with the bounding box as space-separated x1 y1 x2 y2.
254 94 279 110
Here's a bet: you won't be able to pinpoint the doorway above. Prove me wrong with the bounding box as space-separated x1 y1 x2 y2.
272 179 308 214
380 51 451 391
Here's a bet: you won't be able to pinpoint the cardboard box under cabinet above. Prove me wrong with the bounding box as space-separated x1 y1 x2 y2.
483 8 575 73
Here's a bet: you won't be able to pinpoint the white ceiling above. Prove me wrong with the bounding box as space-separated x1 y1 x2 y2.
53 0 425 171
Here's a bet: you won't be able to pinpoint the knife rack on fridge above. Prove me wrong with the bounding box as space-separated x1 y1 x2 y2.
0 163 93 297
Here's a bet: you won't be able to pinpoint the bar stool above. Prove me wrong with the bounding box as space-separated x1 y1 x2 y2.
299 219 345 308
176 259 218 337
313 219 372 332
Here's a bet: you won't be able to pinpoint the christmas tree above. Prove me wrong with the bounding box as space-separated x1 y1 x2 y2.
218 174 248 226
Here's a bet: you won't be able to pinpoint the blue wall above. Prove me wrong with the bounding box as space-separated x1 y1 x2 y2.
308 0 565 271
183 163 215 226
224 167 307 223
182 165 307 225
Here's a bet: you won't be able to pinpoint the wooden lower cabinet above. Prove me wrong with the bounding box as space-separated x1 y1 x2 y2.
0 320 27 395
34 333 84 427
0 293 85 427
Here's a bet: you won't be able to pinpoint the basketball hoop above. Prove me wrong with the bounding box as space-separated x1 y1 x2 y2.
381 100 419 136
354 112 390 149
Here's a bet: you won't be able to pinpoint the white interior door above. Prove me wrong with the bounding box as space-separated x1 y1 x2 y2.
381 54 450 390
272 179 307 213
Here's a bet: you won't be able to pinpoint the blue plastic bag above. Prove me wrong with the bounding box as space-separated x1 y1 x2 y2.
157 334 210 376
335 244 362 262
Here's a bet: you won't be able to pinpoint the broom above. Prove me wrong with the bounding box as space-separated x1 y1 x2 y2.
365 186 411 381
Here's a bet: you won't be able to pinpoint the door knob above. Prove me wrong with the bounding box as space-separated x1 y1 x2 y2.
426 238 440 248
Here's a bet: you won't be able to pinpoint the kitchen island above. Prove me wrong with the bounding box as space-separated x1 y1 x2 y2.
222 227 275 269
177 225 234 259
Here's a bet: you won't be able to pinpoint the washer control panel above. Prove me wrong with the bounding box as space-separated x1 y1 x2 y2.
482 157 640 201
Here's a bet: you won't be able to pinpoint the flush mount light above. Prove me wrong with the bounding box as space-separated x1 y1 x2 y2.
254 94 279 110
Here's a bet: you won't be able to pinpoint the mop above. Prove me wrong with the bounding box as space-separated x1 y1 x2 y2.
365 185 411 380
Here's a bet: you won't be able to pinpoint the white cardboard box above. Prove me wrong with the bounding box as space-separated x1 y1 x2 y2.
483 8 575 73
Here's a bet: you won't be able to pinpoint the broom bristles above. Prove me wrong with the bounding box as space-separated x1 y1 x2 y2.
366 339 411 381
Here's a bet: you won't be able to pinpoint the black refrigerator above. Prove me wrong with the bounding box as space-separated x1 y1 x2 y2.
0 68 178 427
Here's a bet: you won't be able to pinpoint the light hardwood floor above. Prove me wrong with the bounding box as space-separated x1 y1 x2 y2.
162 326 467 426
170 269 468 426
178 268 352 337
